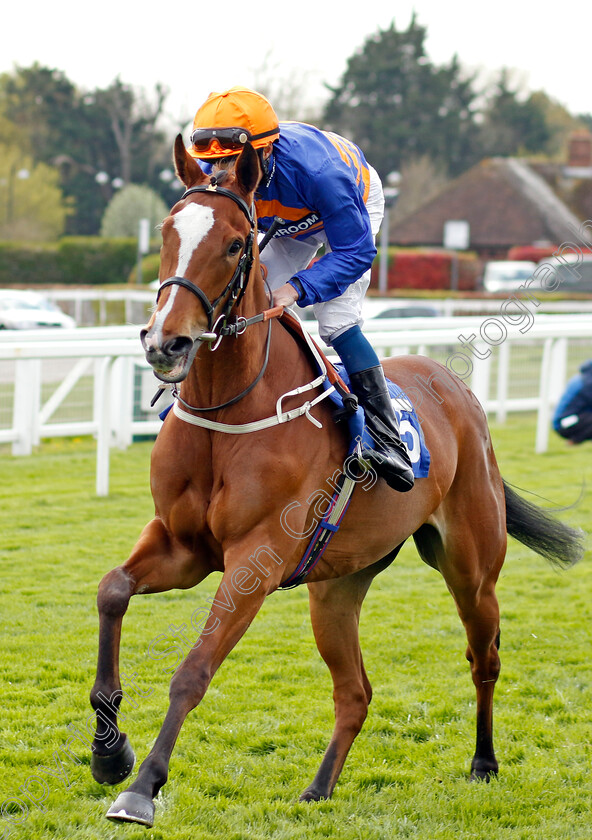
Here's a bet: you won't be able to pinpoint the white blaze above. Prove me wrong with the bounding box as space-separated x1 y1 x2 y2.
173 203 215 276
150 284 178 343
147 204 215 348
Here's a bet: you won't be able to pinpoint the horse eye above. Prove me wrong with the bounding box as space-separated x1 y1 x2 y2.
228 240 243 257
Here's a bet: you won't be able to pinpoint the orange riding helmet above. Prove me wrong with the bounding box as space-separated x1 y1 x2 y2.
188 86 280 160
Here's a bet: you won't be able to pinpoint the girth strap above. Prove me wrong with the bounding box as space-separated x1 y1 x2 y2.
279 468 358 589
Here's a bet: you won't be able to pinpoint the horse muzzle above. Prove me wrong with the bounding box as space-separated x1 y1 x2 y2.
140 329 199 383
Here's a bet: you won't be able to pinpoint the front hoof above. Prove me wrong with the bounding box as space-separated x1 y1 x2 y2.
106 791 155 826
91 736 135 785
470 765 498 782
299 788 326 802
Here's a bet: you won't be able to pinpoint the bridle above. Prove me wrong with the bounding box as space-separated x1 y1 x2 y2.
149 171 346 453
156 181 257 347
150 178 338 428
154 179 283 413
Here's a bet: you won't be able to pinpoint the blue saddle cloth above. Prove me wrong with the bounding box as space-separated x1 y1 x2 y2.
329 363 430 478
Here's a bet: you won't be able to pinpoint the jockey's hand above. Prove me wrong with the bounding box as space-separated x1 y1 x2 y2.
272 282 299 308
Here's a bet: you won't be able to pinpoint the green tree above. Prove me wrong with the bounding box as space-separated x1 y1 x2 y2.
100 184 168 239
0 64 174 236
478 70 551 157
322 16 480 178
0 144 70 240
0 64 80 161
528 92 581 158
0 113 27 147
0 64 112 234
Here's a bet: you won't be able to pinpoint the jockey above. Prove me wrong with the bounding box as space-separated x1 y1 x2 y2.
188 86 414 492
553 359 592 444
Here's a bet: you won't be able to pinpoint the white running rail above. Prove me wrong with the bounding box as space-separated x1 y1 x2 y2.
0 315 590 495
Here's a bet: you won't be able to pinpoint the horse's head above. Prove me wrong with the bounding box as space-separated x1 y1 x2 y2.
141 134 262 382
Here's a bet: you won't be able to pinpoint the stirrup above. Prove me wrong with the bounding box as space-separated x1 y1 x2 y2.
356 438 414 492
332 390 359 422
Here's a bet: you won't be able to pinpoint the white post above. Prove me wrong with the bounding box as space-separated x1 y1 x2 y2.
12 359 41 455
125 296 133 325
378 179 399 294
496 341 510 423
470 349 492 412
110 357 134 449
137 218 151 286
95 357 114 496
549 337 568 405
378 204 390 294
535 338 554 454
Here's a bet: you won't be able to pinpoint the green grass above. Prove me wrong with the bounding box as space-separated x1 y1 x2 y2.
0 417 591 839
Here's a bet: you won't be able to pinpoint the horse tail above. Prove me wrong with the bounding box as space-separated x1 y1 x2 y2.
503 480 584 568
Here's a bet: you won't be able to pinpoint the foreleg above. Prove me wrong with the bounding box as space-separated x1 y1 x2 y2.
90 517 210 784
106 542 283 825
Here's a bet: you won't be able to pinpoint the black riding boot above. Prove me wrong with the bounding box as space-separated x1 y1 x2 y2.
349 366 415 492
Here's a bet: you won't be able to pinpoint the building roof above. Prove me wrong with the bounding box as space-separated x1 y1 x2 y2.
391 157 589 250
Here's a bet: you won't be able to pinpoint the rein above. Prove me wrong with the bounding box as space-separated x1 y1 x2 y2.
172 312 274 413
171 318 335 433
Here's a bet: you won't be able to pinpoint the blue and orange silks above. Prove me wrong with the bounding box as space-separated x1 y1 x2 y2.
198 122 378 308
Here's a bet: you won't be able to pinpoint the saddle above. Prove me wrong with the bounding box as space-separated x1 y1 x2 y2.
279 309 430 478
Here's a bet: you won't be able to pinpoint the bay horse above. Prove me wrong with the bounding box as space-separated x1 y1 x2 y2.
90 136 583 827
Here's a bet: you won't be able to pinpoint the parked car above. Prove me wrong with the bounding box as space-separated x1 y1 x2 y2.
297 298 441 321
0 290 76 330
481 261 537 293
366 302 439 319
536 254 592 293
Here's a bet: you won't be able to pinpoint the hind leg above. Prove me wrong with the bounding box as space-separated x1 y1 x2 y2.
90 518 211 784
454 575 502 780
414 515 505 780
301 553 400 801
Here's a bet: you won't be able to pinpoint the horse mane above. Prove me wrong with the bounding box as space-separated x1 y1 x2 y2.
205 169 231 187
211 158 238 174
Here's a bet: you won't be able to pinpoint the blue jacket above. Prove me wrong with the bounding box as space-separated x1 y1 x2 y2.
201 122 378 307
552 360 592 430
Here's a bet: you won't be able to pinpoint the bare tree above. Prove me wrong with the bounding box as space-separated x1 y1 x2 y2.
96 79 168 185
391 154 449 224
250 52 323 122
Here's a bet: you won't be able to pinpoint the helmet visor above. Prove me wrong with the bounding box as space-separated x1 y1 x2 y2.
190 125 279 158
190 127 252 154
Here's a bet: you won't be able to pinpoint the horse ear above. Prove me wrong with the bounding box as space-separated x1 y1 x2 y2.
235 142 262 197
173 134 207 188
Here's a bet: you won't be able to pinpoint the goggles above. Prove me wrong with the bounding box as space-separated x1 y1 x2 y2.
190 126 279 155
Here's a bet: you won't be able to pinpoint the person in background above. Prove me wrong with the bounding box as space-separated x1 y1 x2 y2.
188 86 414 492
552 360 592 444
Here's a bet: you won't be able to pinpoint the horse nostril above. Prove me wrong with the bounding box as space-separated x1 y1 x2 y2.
163 336 194 357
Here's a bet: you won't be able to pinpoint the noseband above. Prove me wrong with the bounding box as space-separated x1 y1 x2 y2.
156 183 256 341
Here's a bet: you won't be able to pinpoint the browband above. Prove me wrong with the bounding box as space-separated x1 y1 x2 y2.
181 185 255 225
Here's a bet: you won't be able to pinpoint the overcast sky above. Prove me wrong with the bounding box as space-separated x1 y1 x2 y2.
3 0 590 131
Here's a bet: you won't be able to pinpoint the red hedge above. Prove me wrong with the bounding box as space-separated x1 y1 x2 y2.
507 245 558 262
370 249 480 291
